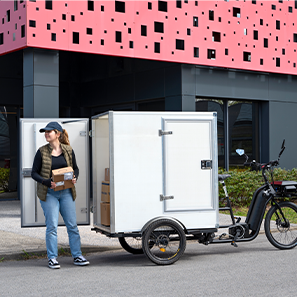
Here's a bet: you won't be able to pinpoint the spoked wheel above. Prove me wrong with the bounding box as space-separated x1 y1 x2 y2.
264 201 297 249
142 219 186 265
118 237 143 254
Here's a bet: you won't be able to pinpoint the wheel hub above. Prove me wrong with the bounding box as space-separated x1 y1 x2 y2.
276 218 290 231
156 235 169 249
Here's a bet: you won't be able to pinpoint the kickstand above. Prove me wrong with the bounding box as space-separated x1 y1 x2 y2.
231 241 238 247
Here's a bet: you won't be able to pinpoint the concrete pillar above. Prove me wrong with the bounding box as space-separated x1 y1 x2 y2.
165 64 195 111
23 48 59 118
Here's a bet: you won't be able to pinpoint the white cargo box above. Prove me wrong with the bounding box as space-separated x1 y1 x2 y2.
92 111 219 234
20 112 218 234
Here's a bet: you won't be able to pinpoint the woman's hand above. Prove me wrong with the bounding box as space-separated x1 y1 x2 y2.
72 176 77 184
50 181 56 189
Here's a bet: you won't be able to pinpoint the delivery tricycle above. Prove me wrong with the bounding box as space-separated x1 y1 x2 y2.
20 112 297 265
90 112 297 265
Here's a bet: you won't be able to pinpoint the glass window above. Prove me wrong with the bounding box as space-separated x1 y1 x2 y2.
196 98 259 170
229 101 259 167
0 106 10 168
196 99 225 168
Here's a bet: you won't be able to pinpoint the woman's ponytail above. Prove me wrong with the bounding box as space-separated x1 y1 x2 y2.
58 129 70 145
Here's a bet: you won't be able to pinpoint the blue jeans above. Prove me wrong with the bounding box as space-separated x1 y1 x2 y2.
40 188 82 259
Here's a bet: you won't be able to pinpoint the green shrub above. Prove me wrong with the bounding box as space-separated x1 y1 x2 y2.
219 168 297 207
0 168 10 192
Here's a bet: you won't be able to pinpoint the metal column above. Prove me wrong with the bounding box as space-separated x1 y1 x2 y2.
23 48 59 118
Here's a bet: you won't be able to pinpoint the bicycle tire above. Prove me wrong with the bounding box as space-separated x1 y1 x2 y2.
264 201 297 249
142 219 186 265
118 237 144 254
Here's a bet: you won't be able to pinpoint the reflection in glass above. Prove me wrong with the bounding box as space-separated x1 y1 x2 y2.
196 99 224 168
228 101 258 167
196 99 259 170
0 106 10 167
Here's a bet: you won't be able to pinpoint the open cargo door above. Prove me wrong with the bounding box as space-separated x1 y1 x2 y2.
20 118 90 227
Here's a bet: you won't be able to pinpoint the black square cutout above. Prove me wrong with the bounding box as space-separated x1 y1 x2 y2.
176 39 184 50
116 31 122 43
115 1 125 13
158 1 167 12
88 0 94 11
154 42 160 53
73 32 79 44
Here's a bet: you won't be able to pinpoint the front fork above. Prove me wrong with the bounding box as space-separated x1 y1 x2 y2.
263 183 286 220
268 198 287 226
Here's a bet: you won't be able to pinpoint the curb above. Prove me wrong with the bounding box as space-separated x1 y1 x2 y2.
0 245 122 262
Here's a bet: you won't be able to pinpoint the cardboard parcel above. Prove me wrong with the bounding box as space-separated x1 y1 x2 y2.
52 166 74 191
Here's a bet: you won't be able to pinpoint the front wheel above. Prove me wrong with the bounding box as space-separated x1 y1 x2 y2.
142 219 186 265
264 201 297 249
118 237 143 254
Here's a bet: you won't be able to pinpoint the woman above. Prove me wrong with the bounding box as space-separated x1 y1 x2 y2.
31 121 89 269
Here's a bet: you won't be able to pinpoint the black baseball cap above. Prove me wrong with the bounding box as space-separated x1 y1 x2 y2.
39 122 63 133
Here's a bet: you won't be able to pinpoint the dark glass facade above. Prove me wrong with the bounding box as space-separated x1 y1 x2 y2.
196 99 259 169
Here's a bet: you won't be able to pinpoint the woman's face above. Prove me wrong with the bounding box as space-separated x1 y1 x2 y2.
45 130 60 143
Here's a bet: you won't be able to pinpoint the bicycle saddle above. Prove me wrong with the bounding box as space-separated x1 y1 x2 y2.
218 174 231 181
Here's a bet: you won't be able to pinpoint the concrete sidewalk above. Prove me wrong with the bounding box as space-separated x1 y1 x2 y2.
0 192 267 262
0 193 121 261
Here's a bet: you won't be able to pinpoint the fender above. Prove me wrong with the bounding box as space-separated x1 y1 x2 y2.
141 216 187 235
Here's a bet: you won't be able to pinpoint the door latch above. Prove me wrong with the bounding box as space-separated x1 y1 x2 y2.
22 168 32 177
160 195 174 201
201 160 212 169
159 130 173 136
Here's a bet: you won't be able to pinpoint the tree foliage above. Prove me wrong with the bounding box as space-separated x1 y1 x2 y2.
0 168 9 192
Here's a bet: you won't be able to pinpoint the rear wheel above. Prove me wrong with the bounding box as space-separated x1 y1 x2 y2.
118 237 143 254
264 201 297 249
142 219 186 265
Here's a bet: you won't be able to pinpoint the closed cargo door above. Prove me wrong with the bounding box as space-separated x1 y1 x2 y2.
161 116 217 212
20 119 89 227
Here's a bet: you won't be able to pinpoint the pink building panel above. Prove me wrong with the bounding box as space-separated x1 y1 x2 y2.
1 0 297 75
0 0 27 55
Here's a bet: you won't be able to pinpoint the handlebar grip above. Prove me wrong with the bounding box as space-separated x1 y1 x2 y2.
272 160 279 166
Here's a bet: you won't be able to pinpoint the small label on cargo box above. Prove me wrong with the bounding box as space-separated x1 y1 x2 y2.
64 172 73 180
56 181 64 187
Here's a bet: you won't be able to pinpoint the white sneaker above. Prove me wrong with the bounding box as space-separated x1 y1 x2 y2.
48 258 60 269
73 255 90 266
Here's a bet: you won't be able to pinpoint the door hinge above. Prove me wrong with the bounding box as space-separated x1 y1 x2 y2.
159 130 173 136
89 130 94 137
80 131 87 136
22 168 32 177
81 208 88 213
160 195 174 201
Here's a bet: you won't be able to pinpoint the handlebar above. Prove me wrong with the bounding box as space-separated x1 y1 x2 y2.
238 140 285 194
243 160 279 170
